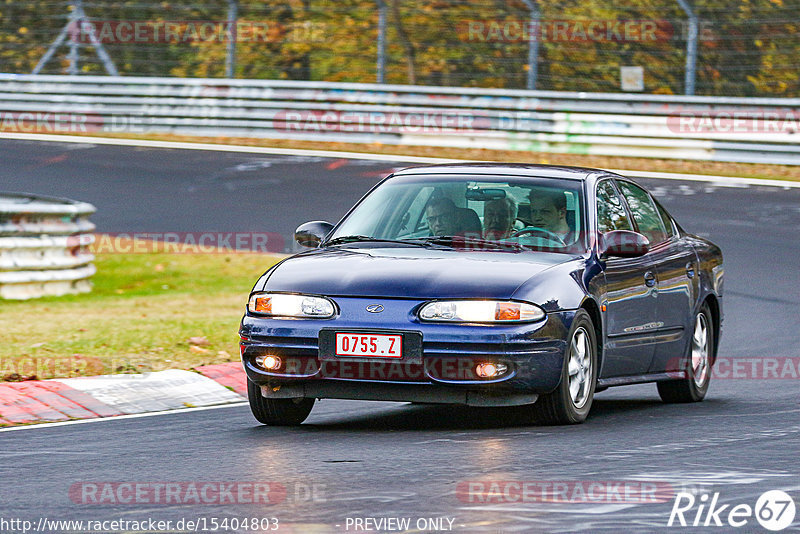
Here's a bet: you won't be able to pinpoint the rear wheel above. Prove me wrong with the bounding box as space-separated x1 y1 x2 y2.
247 379 315 425
529 309 597 425
657 303 713 403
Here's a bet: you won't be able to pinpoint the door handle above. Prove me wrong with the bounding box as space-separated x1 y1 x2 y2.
644 271 656 287
686 262 695 279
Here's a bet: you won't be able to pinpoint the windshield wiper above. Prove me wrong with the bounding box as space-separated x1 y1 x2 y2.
414 236 526 251
325 235 434 247
325 235 525 251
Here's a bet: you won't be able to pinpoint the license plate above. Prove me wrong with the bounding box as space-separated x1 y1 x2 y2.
335 333 402 358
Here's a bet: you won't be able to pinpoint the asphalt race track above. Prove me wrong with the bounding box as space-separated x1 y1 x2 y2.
1 138 799 533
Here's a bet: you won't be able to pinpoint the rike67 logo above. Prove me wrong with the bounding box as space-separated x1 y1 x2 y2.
668 490 796 531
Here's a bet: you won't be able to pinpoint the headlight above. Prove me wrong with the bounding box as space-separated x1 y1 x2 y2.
418 300 545 323
248 292 336 318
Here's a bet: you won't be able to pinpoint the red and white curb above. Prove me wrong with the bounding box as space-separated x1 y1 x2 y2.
0 362 246 427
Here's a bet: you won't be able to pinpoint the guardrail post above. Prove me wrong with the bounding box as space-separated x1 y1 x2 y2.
33 0 118 76
676 0 698 95
66 1 80 75
521 0 540 90
226 0 238 78
376 0 387 83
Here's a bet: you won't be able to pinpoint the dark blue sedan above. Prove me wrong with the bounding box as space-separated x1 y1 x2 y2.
239 164 723 425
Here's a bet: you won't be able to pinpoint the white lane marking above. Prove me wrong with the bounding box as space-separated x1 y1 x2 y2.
413 438 477 444
608 168 799 189
596 425 800 460
0 401 248 433
0 449 103 456
680 407 800 418
0 132 454 164
626 470 794 496
628 471 795 485
323 491 418 504
2 132 799 188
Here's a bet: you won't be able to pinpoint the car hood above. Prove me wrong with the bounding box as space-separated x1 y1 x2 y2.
259 246 581 299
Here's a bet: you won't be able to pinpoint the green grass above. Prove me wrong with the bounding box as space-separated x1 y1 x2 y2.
0 250 282 381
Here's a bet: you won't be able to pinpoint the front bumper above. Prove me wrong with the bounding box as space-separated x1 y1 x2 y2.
240 297 575 406
256 380 539 407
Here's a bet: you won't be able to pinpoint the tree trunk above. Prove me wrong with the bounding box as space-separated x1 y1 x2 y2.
390 0 416 84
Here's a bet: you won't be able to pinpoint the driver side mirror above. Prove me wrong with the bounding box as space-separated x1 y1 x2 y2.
294 221 334 248
600 230 650 258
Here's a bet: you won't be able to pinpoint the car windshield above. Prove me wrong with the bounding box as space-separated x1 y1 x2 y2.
327 174 586 253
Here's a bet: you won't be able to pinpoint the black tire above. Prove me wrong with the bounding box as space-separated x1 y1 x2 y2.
529 309 597 425
247 379 315 425
657 303 714 403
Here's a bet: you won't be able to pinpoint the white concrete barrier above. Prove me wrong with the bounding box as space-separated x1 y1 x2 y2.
1 74 799 164
0 192 96 299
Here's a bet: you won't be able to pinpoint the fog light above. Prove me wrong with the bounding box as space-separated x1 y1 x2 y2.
475 362 508 378
256 355 282 370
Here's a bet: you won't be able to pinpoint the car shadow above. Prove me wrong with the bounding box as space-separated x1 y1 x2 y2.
298 397 704 431
243 394 730 434
588 397 670 418
305 403 532 430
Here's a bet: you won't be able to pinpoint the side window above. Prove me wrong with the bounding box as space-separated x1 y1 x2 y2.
596 180 633 233
617 181 668 244
654 199 678 239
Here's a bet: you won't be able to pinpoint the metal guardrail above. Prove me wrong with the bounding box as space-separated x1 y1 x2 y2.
1 74 799 165
0 192 96 300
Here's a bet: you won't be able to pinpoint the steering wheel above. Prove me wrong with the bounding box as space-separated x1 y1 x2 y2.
511 226 566 246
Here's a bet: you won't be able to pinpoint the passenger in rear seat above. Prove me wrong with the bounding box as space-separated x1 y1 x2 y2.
483 197 518 240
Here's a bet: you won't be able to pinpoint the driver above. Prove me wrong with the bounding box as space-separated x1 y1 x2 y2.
527 189 573 243
483 196 517 240
425 197 458 236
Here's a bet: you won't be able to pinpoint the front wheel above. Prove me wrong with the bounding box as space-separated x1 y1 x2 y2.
529 309 597 425
247 379 315 425
657 303 714 403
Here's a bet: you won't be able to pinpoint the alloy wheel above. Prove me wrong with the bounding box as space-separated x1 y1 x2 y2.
568 326 592 408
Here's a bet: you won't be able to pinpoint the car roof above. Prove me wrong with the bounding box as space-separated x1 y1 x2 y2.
392 163 615 181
